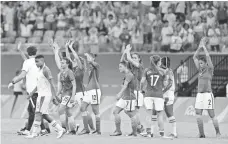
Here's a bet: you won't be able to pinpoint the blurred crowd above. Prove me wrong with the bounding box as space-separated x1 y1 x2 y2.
1 1 228 53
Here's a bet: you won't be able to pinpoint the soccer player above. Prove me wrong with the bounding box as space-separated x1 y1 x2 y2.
124 45 144 133
140 55 165 137
56 57 78 133
193 38 221 138
8 46 48 136
110 61 138 136
25 55 66 138
79 53 101 135
65 40 95 133
161 56 177 138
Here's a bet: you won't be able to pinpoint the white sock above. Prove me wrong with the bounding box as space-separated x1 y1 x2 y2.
169 116 177 135
32 121 41 135
51 120 63 132
151 115 157 134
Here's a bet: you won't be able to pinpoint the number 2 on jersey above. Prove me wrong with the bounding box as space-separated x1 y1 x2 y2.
150 75 159 86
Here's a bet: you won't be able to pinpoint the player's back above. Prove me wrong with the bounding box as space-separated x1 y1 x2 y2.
37 65 52 96
59 69 74 95
73 66 85 93
145 67 164 98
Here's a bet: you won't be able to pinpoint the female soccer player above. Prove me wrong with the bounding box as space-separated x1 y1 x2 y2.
161 56 177 138
124 45 144 133
140 55 165 137
65 40 95 134
110 61 139 136
193 38 221 138
79 53 102 135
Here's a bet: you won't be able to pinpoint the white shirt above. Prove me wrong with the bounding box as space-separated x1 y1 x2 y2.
170 35 182 50
177 65 188 83
148 13 157 23
208 28 220 45
22 57 39 93
159 2 171 14
164 13 176 26
20 24 33 37
14 80 23 92
37 65 52 97
175 2 186 14
161 26 173 45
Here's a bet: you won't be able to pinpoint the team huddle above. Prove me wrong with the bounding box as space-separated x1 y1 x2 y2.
8 37 221 139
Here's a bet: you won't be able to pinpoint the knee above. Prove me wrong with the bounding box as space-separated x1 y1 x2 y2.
113 110 119 115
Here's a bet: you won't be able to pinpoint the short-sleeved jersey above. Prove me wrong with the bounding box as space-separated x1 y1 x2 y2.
198 66 213 93
165 68 175 91
122 71 136 100
87 62 100 90
72 66 85 93
143 67 164 98
131 63 144 91
59 69 75 96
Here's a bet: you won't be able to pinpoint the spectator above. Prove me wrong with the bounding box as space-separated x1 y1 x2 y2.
20 19 33 38
142 14 152 45
152 25 161 52
89 24 99 53
192 4 203 19
35 6 44 30
206 10 216 27
2 2 15 32
43 3 57 30
163 7 176 27
177 60 189 93
56 7 67 30
217 5 228 31
148 7 157 24
182 23 194 51
92 9 102 27
26 6 36 25
161 20 173 52
131 26 143 52
170 30 183 52
208 24 221 52
193 17 206 45
159 1 171 20
175 1 186 21
119 27 131 53
221 31 228 52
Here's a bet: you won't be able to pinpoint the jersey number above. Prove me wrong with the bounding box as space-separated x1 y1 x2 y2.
208 99 211 106
150 75 159 86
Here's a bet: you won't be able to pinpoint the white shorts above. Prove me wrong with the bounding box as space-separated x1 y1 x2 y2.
61 95 74 107
144 97 164 111
116 98 136 111
74 92 85 106
163 90 175 105
83 89 101 104
195 92 214 110
36 95 52 114
134 90 144 107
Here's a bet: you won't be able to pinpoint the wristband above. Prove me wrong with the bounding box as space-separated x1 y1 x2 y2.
12 81 15 85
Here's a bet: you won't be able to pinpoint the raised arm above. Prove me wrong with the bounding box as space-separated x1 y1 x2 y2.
68 40 83 69
125 46 140 68
17 42 28 60
49 39 62 70
193 46 202 70
162 70 173 93
56 73 62 98
202 44 213 69
116 73 133 100
65 40 73 63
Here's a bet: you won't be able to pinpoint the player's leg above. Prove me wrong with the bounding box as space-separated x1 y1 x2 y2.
79 101 90 134
124 100 138 136
150 109 157 137
195 93 205 138
91 104 101 134
58 104 68 130
155 98 165 137
142 97 153 137
134 91 144 133
10 92 19 118
207 93 221 137
66 107 78 135
110 105 123 136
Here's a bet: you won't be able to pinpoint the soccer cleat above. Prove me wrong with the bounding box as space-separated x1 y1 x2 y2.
199 134 206 138
91 130 101 135
56 129 66 139
40 130 49 136
137 125 144 134
169 133 178 138
159 131 164 137
25 134 39 139
110 131 122 136
20 130 30 136
216 133 221 138
78 129 90 135
75 124 80 134
126 132 137 137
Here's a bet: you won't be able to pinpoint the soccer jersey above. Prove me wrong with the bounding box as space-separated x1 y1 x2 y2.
60 69 75 96
122 71 135 100
131 63 144 91
198 66 213 93
73 66 85 93
165 68 175 91
87 62 100 91
143 67 164 98
37 64 52 97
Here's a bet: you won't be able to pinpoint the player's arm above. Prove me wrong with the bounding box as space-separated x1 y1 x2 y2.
65 40 73 63
11 60 28 85
69 71 76 100
49 39 62 70
68 40 83 69
202 45 214 69
117 73 133 100
43 67 57 99
193 44 202 70
140 69 147 93
28 87 37 99
17 42 28 60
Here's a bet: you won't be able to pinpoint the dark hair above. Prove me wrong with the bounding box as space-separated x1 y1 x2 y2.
120 61 129 68
198 56 207 63
88 53 97 58
62 57 73 70
27 46 37 56
150 55 161 66
161 56 171 68
181 60 184 65
131 53 142 63
35 55 44 59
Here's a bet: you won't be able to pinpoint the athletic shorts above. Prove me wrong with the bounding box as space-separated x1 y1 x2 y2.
61 95 74 107
134 90 144 107
35 95 52 114
74 92 85 106
144 97 164 111
116 98 136 111
163 90 175 105
83 89 101 105
195 92 214 110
